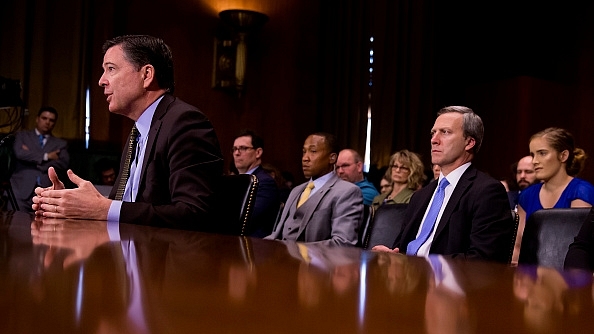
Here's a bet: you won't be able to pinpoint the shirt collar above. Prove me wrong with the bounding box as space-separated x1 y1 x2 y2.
135 95 164 139
309 171 334 190
438 162 471 189
245 165 259 175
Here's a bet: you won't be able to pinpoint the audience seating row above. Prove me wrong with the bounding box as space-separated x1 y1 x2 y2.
220 173 589 270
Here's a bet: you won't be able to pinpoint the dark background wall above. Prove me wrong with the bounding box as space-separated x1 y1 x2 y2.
2 0 594 186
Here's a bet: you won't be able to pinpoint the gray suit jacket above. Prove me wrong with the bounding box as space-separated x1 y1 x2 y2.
11 129 69 211
266 173 363 247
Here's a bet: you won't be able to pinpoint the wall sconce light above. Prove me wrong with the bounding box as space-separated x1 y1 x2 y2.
212 9 268 97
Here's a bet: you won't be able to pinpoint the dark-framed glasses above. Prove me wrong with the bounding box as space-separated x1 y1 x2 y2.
390 164 410 172
231 146 254 153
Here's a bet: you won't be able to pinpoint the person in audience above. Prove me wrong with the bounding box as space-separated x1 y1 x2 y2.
232 129 280 237
379 171 392 195
371 149 425 211
336 148 379 205
11 106 69 212
265 132 363 246
372 106 514 263
513 127 594 263
94 158 119 186
432 164 441 181
565 209 594 271
261 162 292 203
507 155 537 210
32 35 223 230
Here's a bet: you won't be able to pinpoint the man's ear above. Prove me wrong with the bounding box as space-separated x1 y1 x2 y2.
464 137 476 152
255 147 263 159
329 153 337 164
142 65 155 88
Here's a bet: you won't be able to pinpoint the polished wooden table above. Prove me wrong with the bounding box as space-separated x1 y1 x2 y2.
1 211 593 333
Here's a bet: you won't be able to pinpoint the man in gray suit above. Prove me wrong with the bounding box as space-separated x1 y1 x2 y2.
11 106 69 212
266 132 363 246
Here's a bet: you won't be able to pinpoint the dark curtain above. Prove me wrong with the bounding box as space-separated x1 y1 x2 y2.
369 0 436 169
0 0 94 141
316 0 436 170
316 0 370 154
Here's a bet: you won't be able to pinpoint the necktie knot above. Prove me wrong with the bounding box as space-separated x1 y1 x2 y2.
297 182 315 208
438 177 450 191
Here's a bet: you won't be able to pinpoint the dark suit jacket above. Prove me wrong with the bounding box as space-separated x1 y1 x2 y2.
249 166 280 238
394 164 514 263
11 129 69 211
109 94 223 230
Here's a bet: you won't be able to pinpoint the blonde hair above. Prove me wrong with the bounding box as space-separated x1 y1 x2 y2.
389 149 426 189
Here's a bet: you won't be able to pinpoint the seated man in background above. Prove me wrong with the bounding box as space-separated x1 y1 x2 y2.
266 132 363 246
336 148 379 206
507 155 537 210
232 130 280 237
94 157 119 186
11 106 69 212
93 157 119 197
373 106 514 263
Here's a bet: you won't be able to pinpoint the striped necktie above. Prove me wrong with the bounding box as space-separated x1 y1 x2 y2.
115 126 139 201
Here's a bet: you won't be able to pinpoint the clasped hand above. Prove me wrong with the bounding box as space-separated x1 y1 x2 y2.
32 167 112 220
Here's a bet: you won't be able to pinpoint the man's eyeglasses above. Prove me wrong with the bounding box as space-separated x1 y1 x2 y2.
390 164 410 172
231 146 254 153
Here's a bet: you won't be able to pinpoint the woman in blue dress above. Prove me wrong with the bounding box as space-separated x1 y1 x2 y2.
512 127 594 264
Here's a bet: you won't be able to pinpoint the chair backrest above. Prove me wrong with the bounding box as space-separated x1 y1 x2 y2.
363 203 408 250
213 174 258 236
357 205 373 247
508 210 519 264
0 134 16 183
519 208 590 270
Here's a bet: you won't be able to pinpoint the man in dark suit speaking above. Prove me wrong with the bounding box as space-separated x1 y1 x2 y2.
373 106 514 263
32 35 223 230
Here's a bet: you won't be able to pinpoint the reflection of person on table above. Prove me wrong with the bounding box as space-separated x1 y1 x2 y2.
32 35 223 230
513 265 593 332
424 255 471 334
30 216 110 268
286 242 361 306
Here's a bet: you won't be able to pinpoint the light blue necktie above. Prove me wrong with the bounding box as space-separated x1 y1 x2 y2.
38 134 45 148
406 178 450 255
428 255 443 282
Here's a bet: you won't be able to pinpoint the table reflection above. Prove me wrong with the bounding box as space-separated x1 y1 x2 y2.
514 265 594 333
0 210 593 333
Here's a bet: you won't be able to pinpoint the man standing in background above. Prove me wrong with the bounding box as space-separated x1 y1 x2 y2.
11 106 69 211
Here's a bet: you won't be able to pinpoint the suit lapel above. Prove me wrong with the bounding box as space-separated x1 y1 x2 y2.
434 165 476 238
406 182 436 241
273 182 306 234
137 95 171 193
